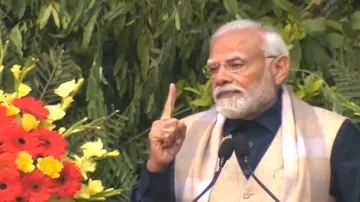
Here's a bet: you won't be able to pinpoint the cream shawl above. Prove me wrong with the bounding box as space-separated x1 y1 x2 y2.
174 86 347 202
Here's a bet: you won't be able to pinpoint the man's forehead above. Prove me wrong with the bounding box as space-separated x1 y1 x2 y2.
207 52 248 64
209 30 263 62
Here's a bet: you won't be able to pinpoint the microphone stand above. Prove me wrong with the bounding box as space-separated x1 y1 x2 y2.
244 156 281 202
191 166 223 202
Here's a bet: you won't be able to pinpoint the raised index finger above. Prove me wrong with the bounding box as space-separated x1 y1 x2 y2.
161 83 176 119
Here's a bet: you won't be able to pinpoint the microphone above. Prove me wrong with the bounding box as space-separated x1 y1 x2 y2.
234 136 281 202
192 138 234 202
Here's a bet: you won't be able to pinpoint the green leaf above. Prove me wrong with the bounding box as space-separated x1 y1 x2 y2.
174 7 181 30
351 11 360 30
184 87 201 96
300 18 326 33
273 5 283 18
302 38 330 70
137 29 150 76
8 25 23 56
311 0 322 5
37 4 53 30
325 20 343 32
295 86 305 99
306 79 323 94
12 0 27 19
272 0 293 12
190 99 210 107
175 80 185 98
326 33 344 48
145 93 155 113
51 6 61 29
290 41 302 70
223 0 238 15
82 5 101 49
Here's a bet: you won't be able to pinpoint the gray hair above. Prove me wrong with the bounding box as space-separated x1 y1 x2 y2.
210 19 289 58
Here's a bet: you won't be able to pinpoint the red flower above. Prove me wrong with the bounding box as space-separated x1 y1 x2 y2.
1 125 39 157
0 169 21 202
12 96 49 120
54 161 82 198
21 170 54 202
31 128 67 159
0 105 16 133
0 153 17 171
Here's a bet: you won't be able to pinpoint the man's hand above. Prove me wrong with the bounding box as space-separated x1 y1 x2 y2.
147 83 187 172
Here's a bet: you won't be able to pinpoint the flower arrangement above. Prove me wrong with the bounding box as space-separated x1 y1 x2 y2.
0 58 121 202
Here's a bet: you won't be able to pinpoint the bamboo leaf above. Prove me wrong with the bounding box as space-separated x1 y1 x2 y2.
82 5 101 49
51 6 61 29
301 18 326 33
145 93 155 114
12 0 27 19
272 0 293 12
174 7 181 30
8 25 23 56
351 11 360 30
190 99 210 107
37 4 53 30
223 0 238 15
183 87 201 96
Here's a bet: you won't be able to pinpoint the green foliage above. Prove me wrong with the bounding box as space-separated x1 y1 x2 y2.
0 0 359 201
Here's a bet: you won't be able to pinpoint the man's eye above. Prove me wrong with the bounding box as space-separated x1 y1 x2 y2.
229 63 244 69
208 65 219 73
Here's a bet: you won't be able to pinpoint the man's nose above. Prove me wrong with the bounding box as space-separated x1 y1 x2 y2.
213 66 233 86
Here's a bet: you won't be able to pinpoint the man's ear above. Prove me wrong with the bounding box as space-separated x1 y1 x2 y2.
271 55 289 85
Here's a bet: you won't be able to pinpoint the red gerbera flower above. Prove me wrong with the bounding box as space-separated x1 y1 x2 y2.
12 96 49 120
21 170 54 202
53 161 82 199
0 169 21 202
1 125 39 157
31 128 67 159
0 152 17 171
0 105 16 128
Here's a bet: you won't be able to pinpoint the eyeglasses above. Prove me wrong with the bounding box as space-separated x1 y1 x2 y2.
206 55 278 77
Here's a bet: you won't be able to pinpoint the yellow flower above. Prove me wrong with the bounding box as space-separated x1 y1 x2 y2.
81 139 107 158
104 150 120 157
16 83 31 98
74 184 90 199
39 119 56 130
11 64 21 79
2 104 20 116
61 96 73 110
0 65 4 72
58 127 66 135
54 78 84 98
73 155 96 180
21 113 39 131
45 104 66 121
37 156 63 179
88 179 104 195
15 151 35 173
74 180 104 199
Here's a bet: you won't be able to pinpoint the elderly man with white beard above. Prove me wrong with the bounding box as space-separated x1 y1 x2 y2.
130 19 360 202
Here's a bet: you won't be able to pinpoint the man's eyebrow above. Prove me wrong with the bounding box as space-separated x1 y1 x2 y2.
207 53 248 64
207 59 215 65
225 53 247 61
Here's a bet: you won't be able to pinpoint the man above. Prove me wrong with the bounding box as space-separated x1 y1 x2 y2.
130 19 360 202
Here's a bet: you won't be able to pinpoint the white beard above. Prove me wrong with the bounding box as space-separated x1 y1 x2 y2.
213 69 276 119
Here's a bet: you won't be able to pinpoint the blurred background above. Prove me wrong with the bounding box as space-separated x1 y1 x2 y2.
0 0 360 201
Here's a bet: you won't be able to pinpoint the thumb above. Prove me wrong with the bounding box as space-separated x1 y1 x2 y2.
176 120 187 144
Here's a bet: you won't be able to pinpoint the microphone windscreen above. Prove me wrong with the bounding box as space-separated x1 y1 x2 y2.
234 136 250 157
218 138 234 160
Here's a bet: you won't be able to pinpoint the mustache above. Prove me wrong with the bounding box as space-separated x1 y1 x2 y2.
213 84 245 98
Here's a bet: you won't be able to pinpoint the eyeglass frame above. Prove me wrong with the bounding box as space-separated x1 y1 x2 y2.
205 55 279 78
